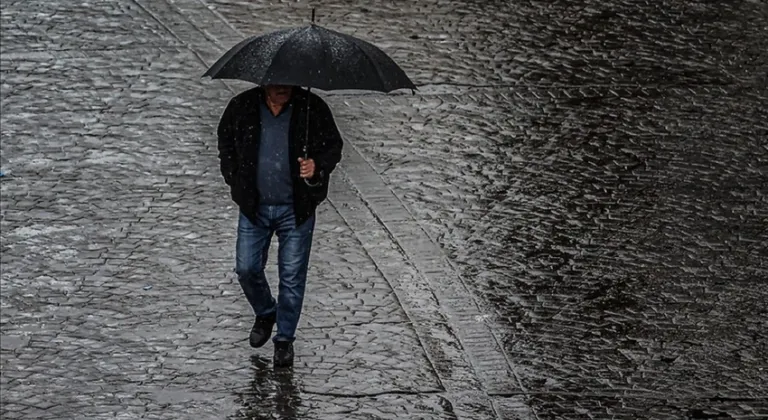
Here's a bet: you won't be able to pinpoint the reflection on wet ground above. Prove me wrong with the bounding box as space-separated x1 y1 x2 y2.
327 0 768 417
337 82 767 416
234 356 301 420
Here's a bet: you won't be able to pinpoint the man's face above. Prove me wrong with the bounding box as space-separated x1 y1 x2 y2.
265 85 293 107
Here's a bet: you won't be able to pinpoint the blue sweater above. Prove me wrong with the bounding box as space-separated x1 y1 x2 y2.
256 101 294 204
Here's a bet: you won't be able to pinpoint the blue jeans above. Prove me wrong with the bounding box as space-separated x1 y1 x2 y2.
235 205 315 343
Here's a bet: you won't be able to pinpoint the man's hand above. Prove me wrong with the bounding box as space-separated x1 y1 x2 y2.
298 157 316 179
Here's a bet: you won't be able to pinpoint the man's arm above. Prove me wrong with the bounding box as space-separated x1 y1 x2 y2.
308 97 343 183
217 98 239 186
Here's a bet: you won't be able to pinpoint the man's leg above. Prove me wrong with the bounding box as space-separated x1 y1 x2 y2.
235 210 276 347
273 205 315 344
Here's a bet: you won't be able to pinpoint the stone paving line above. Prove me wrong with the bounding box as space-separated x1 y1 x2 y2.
0 1 529 419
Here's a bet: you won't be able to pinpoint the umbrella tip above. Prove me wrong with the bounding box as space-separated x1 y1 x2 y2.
311 8 316 23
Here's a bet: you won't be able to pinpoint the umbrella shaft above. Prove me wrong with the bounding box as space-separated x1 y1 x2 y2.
302 87 320 187
304 87 311 159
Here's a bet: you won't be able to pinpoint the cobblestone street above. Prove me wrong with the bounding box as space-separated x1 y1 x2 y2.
1 1 767 419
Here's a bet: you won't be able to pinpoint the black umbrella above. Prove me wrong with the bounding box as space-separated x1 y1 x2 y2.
203 9 416 180
203 10 415 93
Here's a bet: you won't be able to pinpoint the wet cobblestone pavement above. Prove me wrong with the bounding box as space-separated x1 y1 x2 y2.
1 1 767 419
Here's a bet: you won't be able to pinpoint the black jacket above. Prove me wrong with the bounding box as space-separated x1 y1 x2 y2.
217 87 343 227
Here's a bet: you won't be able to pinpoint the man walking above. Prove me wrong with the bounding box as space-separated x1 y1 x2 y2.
217 85 343 367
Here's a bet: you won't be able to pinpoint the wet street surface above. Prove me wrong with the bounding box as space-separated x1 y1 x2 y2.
1 1 767 419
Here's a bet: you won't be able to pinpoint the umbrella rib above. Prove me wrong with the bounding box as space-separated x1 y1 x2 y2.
204 34 260 77
261 27 311 86
317 29 332 87
346 37 389 92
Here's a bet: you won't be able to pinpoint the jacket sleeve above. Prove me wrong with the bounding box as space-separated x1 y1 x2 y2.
309 97 343 183
217 98 239 186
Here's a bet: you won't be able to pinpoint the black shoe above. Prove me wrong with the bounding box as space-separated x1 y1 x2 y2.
249 313 276 348
274 341 294 368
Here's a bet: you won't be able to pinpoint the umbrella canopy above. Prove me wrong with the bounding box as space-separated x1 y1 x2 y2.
203 24 415 93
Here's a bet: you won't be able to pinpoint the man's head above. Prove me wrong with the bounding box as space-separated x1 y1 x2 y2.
264 85 293 108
